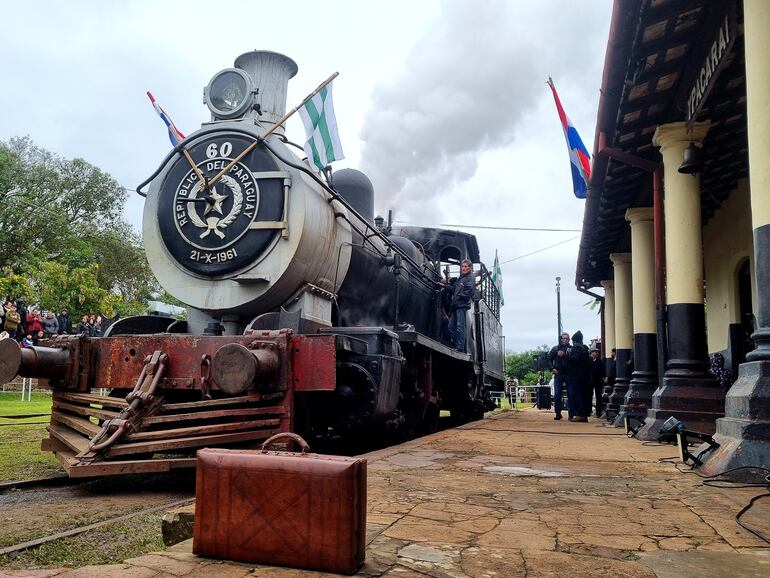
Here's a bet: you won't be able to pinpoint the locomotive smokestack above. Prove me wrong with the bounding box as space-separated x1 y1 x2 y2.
234 51 298 125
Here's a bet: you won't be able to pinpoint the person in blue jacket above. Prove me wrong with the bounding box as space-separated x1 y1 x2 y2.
449 259 475 352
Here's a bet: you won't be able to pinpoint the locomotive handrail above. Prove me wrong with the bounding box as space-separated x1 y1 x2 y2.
135 141 190 197
135 125 261 197
260 138 442 291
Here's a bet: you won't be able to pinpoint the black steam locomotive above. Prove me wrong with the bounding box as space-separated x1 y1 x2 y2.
0 51 504 476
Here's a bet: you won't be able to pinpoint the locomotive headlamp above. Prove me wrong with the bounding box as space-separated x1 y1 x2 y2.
204 68 254 119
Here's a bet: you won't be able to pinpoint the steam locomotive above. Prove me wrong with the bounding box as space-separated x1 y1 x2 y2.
0 51 504 477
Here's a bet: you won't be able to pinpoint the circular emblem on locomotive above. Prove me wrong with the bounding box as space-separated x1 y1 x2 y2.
157 133 285 277
174 161 259 250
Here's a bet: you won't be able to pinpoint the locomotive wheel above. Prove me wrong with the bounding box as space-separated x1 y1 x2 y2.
469 399 487 421
335 362 377 424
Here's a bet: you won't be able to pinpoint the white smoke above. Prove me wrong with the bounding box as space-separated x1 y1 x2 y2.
359 0 603 221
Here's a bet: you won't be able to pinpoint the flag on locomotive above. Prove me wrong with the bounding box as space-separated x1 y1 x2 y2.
546 78 591 199
492 250 504 306
147 91 186 146
298 81 345 171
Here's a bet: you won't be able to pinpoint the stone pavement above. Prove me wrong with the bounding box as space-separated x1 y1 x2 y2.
6 408 770 577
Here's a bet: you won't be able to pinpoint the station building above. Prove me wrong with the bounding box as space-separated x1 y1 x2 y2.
576 0 769 475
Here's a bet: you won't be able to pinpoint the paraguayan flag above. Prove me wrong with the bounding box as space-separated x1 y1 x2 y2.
298 81 345 171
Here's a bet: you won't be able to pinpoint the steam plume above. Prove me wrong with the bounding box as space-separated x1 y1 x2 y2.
359 0 602 220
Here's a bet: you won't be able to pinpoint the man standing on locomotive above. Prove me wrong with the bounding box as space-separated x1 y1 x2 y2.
449 259 475 352
548 332 570 420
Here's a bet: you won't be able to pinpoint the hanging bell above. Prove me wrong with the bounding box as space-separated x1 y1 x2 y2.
678 142 703 174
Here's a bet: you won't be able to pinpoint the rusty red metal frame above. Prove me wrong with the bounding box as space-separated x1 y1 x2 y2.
13 331 342 476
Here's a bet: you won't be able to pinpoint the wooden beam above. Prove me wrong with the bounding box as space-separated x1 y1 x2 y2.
105 428 281 457
51 412 101 438
160 395 262 411
144 406 285 425
48 425 90 455
67 457 197 478
53 400 119 422
124 418 281 442
55 392 127 409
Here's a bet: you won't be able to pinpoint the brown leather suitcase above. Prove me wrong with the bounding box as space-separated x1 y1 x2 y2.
193 433 367 574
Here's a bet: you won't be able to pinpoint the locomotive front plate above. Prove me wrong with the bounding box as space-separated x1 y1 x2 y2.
157 133 285 276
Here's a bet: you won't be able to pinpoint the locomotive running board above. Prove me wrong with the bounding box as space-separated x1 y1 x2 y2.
43 391 289 476
396 330 473 361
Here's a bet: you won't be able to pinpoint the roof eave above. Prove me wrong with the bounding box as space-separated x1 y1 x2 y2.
575 0 643 289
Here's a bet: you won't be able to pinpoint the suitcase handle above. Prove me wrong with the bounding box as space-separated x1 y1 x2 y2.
261 432 311 453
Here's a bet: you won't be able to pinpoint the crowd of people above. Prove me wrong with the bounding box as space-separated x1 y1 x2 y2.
548 330 610 422
0 298 103 347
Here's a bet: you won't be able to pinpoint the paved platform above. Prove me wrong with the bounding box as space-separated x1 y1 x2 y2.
7 408 770 577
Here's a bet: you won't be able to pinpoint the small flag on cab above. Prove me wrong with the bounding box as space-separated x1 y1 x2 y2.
546 77 591 199
297 80 345 171
147 91 185 147
492 250 504 306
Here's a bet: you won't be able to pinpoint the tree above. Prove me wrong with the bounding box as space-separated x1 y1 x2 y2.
32 261 109 316
505 345 549 385
0 136 156 317
0 268 33 303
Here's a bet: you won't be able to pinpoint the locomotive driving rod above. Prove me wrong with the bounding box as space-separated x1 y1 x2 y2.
0 339 71 385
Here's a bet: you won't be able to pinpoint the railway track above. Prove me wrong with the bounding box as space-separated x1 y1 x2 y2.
0 469 196 564
0 497 195 557
0 475 74 493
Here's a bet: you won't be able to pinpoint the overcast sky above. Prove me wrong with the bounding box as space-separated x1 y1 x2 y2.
1 0 612 352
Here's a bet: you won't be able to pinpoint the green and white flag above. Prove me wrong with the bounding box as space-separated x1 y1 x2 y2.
298 81 345 171
492 250 504 306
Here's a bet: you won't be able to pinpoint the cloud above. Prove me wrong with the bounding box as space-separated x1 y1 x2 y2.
358 0 608 222
360 0 536 219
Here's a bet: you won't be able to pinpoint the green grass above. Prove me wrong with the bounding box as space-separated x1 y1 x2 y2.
0 392 61 481
0 513 166 570
0 392 190 570
0 391 53 416
495 397 536 411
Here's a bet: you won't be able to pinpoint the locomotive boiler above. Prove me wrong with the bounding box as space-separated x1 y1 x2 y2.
0 51 504 477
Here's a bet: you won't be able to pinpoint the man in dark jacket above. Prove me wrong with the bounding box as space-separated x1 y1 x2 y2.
588 348 606 418
76 315 91 336
548 332 571 420
449 260 475 352
564 330 590 421
57 308 72 335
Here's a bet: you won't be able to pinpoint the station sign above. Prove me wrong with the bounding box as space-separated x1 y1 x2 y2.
686 9 736 122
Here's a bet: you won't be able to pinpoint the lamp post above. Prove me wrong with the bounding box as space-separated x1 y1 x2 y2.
556 276 563 340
